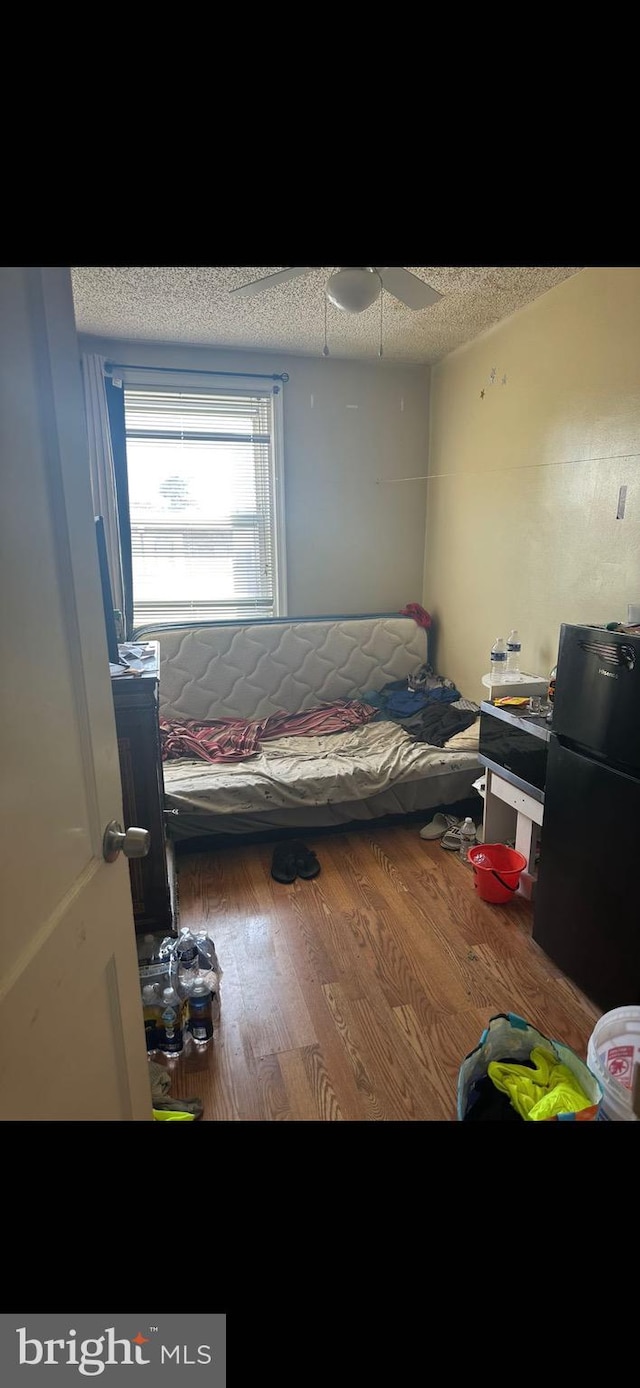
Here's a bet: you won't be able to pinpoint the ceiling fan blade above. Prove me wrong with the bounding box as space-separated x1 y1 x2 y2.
377 267 443 310
230 267 312 297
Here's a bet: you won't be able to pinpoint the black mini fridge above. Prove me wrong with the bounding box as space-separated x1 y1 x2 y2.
532 622 640 1012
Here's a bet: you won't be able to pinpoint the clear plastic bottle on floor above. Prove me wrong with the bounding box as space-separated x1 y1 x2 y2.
141 983 161 1052
195 929 221 975
188 979 215 1045
176 928 199 994
210 978 221 1025
459 817 477 864
158 985 184 1056
506 629 521 678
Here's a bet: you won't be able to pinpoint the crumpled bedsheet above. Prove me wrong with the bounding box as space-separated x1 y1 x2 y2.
162 717 480 816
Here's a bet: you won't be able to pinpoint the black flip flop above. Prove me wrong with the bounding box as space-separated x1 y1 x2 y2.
291 840 321 880
271 844 298 883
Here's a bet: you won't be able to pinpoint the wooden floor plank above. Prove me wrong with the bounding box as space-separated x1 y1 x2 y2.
254 1053 292 1121
322 833 473 1015
348 833 505 1013
365 832 553 1012
221 851 317 1061
330 988 451 1121
320 983 389 1120
391 1003 462 1118
169 826 601 1121
278 1045 344 1121
423 1007 498 1114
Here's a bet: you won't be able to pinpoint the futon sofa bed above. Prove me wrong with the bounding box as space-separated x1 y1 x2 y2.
135 613 481 841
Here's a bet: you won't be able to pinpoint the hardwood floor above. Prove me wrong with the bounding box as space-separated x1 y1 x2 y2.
168 825 601 1121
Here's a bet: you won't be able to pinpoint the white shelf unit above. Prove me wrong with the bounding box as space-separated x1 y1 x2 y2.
481 672 549 703
481 768 543 901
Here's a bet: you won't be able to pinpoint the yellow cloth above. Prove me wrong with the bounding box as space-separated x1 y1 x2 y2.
152 1109 195 1121
488 1046 592 1121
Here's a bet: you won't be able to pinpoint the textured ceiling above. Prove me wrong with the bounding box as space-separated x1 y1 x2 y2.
72 266 583 365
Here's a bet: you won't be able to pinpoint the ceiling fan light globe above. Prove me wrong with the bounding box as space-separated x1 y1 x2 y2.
326 268 380 314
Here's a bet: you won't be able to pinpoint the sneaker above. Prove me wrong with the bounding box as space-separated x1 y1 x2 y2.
440 824 466 850
420 813 462 841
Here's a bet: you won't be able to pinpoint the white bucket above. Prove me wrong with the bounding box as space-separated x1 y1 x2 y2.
587 1007 640 1122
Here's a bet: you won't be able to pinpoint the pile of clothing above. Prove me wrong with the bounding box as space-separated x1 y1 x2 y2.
361 667 479 747
149 1061 203 1121
463 1046 594 1122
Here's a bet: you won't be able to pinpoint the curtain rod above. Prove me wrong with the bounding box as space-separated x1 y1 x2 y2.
104 360 289 383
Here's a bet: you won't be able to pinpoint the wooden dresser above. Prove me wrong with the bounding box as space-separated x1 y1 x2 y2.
111 641 176 936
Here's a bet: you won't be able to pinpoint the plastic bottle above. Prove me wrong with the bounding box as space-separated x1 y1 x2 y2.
459 817 477 864
188 980 215 1045
141 983 161 1052
210 979 221 1025
490 637 507 686
176 928 199 994
506 629 521 678
195 930 220 973
158 985 184 1056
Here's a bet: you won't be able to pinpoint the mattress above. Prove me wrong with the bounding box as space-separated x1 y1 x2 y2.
135 615 429 722
163 718 480 838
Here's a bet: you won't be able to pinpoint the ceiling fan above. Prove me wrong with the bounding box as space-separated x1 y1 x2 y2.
229 267 442 314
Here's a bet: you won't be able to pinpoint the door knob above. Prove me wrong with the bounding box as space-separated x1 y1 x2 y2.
103 820 150 862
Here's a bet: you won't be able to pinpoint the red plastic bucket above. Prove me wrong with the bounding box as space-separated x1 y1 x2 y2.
467 843 527 903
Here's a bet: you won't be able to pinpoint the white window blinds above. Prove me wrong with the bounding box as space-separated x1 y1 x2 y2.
124 383 285 628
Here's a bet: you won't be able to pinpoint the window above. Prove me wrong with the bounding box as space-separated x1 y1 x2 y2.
124 380 285 628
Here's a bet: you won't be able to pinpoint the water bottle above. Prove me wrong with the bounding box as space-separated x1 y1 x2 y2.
188 979 215 1044
176 928 199 994
490 637 507 686
506 629 521 678
141 983 161 1052
210 979 221 1025
158 985 184 1056
195 930 221 974
459 817 477 864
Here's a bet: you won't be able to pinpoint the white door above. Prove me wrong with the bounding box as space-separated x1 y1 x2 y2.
0 267 152 1120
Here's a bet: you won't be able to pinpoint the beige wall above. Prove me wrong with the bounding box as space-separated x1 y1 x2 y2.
79 335 430 618
423 267 640 698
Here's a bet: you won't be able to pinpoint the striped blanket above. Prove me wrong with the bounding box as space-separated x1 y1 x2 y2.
159 699 378 765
